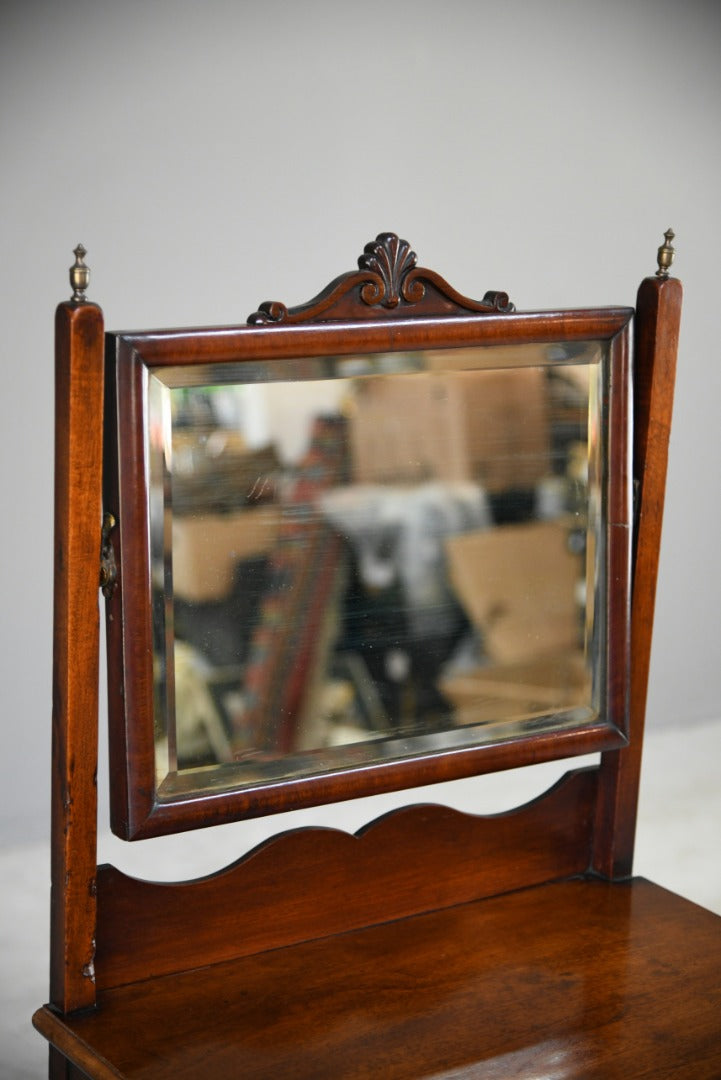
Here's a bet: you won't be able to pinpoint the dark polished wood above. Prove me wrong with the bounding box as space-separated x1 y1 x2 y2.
50 301 104 1015
37 235 712 1079
105 300 632 839
49 1049 88 1080
34 878 721 1079
94 770 597 990
247 231 515 323
593 272 683 879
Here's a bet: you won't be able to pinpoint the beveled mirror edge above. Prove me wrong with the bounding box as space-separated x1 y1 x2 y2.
103 306 633 841
133 724 627 841
104 336 155 841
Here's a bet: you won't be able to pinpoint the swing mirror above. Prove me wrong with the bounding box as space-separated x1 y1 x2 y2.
103 234 632 838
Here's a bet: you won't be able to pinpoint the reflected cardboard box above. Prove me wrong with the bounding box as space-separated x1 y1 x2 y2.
445 521 582 664
442 521 591 723
172 506 278 602
440 652 591 726
348 369 550 490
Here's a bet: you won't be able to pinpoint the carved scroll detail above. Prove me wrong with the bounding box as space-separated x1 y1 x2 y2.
358 232 418 308
248 232 514 324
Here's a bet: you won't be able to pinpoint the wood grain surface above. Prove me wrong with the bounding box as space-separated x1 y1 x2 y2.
35 877 721 1079
50 301 104 1014
94 769 597 989
594 273 683 879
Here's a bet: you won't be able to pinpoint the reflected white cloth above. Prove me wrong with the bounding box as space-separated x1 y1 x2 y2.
321 483 491 637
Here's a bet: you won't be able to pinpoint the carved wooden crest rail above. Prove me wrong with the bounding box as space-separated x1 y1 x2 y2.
247 232 515 323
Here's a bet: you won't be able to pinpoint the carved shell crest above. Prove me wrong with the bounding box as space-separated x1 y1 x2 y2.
358 233 420 308
246 232 514 323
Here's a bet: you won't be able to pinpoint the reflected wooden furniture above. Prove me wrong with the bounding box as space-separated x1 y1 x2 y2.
33 235 721 1078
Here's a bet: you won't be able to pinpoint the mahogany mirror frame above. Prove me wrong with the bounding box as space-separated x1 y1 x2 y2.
103 235 633 840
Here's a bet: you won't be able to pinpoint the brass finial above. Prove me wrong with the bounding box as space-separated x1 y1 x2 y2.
70 244 90 301
656 228 675 278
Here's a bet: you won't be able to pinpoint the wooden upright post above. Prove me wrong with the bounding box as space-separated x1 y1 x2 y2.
593 231 683 879
49 247 105 1017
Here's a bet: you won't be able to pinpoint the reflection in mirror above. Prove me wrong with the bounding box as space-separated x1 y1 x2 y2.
147 343 605 798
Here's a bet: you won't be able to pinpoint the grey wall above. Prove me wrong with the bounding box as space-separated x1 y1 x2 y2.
2 0 720 845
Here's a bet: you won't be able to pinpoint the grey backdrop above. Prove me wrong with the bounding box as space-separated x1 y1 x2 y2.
2 0 720 846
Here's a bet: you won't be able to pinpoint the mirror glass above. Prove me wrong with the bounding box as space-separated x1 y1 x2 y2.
146 341 605 799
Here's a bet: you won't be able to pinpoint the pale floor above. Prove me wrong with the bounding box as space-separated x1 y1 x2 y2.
2 717 720 1079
